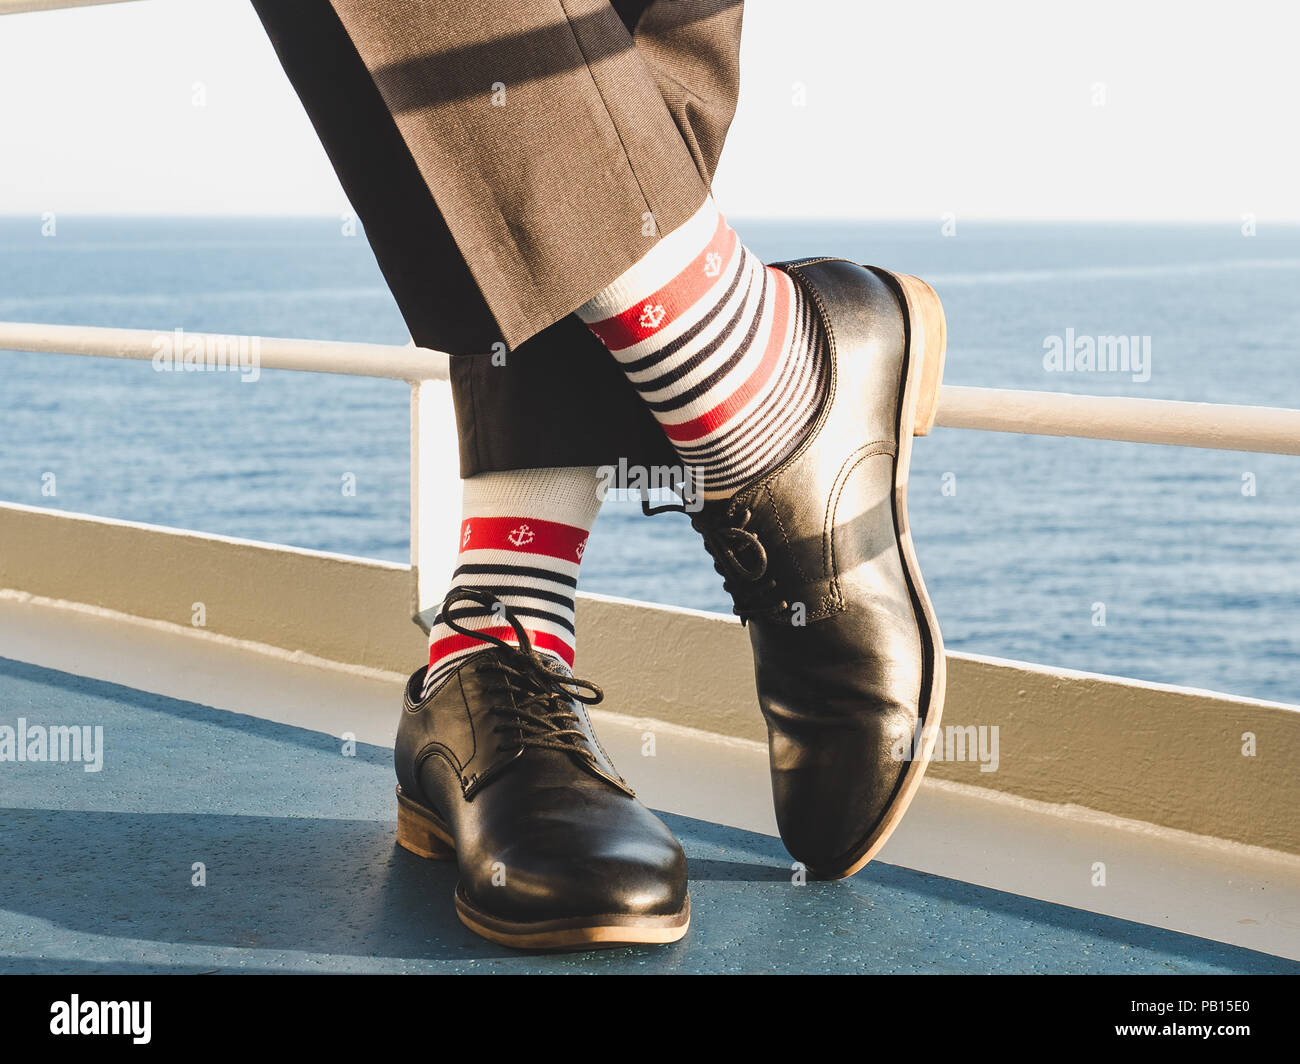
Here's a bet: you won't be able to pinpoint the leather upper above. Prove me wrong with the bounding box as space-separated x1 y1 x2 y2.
692 260 938 872
395 648 687 923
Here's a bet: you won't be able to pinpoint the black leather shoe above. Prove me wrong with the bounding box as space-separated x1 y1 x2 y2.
674 260 947 879
394 588 690 949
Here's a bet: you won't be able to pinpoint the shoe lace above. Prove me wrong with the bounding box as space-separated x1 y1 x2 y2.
641 493 788 623
441 586 603 762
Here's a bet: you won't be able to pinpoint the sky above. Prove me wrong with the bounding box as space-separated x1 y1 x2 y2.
1 0 1297 221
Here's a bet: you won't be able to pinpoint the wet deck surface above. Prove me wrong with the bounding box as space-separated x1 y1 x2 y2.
1 656 1294 975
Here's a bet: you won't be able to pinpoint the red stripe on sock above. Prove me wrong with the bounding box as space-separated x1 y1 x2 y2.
458 517 589 562
660 268 793 443
428 628 576 669
587 217 736 351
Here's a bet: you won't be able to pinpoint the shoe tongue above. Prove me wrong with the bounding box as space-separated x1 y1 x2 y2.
483 642 572 687
534 651 573 678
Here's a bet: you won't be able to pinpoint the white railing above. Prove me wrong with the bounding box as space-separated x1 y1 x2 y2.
0 322 464 629
6 319 1299 632
936 385 1300 456
2 321 1297 454
0 322 449 382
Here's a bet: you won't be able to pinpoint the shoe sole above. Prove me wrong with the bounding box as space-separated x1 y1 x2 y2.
395 786 692 949
803 267 949 881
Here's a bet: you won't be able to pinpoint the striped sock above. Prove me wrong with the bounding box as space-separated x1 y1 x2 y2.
421 466 601 699
577 196 825 499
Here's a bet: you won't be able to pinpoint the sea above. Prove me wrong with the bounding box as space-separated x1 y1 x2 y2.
1 216 1296 705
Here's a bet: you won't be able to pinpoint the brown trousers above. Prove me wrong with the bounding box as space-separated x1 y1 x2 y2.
251 0 744 475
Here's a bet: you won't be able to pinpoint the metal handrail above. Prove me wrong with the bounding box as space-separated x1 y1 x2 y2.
936 386 1300 457
0 322 449 382
3 321 1297 456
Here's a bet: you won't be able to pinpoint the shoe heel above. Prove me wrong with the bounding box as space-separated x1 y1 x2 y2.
395 787 456 860
888 271 947 436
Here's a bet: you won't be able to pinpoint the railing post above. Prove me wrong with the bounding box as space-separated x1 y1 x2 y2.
409 378 463 633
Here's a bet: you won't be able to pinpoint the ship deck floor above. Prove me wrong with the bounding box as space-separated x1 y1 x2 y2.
2 653 1295 975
